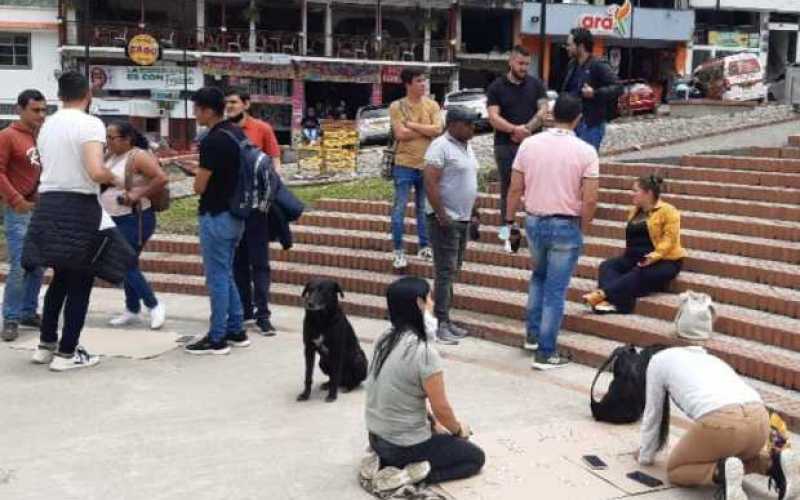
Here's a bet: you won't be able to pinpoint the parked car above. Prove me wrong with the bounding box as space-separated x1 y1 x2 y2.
356 104 391 145
692 52 767 102
617 79 658 115
443 88 490 131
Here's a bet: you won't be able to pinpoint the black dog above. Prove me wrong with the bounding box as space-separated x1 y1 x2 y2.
297 279 368 403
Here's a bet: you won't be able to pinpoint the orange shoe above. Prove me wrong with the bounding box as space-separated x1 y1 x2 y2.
582 290 606 308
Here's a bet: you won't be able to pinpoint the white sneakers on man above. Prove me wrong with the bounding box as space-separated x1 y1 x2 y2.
149 303 166 330
109 310 140 326
46 346 100 372
109 303 166 330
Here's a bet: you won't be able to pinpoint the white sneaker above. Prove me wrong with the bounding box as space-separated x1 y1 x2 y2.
148 302 166 330
503 240 513 254
416 247 433 261
716 457 746 500
373 461 431 491
31 344 56 364
48 346 100 372
392 251 408 270
109 310 140 327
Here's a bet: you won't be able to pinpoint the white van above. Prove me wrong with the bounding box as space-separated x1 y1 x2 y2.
693 52 767 102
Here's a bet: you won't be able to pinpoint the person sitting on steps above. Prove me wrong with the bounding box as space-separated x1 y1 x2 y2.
583 176 686 314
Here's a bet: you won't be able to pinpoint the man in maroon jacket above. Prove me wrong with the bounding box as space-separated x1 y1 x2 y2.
0 89 47 341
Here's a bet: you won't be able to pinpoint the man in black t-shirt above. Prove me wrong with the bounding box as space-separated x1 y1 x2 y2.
486 45 547 252
183 87 250 355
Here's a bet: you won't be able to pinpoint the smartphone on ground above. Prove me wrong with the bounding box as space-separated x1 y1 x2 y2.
626 470 664 488
582 455 608 470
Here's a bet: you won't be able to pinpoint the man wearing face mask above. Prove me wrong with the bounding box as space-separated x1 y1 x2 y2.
224 87 281 337
423 108 480 345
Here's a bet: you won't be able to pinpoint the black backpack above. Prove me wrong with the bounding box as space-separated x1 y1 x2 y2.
590 345 658 424
220 129 274 219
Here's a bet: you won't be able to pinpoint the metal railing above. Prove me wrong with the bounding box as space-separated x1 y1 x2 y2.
61 22 451 62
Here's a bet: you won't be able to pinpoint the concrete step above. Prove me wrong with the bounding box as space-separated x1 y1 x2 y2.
486 182 800 222
138 246 800 357
298 209 800 267
149 231 800 321
603 161 800 188
128 254 800 391
680 154 800 173
747 146 800 160
317 197 800 244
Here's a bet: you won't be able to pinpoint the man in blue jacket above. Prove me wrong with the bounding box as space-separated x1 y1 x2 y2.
562 28 623 151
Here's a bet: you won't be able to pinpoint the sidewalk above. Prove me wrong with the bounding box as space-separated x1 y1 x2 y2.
0 286 785 499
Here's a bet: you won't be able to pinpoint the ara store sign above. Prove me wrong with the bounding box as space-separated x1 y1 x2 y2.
579 0 632 37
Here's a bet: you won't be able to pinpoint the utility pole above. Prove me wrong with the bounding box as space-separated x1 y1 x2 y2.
83 0 90 77
538 0 547 80
182 0 189 149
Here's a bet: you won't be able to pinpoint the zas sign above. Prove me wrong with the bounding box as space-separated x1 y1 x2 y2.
578 0 633 38
127 34 161 66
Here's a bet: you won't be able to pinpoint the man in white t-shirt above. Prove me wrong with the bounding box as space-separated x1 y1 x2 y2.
30 71 120 371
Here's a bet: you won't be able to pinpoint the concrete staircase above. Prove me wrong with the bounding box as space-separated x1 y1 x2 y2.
63 134 800 426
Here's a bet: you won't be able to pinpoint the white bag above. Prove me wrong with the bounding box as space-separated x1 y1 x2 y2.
675 291 716 341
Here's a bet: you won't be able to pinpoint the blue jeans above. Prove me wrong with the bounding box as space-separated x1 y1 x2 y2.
525 216 583 356
3 208 43 322
199 212 245 342
113 209 158 314
576 120 606 151
391 165 429 251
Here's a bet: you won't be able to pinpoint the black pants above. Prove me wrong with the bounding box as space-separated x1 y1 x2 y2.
494 144 519 223
233 211 271 321
598 255 683 314
40 267 95 355
369 433 485 484
428 216 468 323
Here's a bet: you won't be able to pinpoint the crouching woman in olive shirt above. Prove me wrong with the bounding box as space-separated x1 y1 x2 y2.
365 277 485 487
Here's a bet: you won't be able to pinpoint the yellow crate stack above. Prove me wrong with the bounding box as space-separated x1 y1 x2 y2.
321 120 359 173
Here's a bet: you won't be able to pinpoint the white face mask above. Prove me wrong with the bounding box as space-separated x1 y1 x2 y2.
423 309 438 339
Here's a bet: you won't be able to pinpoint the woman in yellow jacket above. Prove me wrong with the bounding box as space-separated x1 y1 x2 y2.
584 176 687 314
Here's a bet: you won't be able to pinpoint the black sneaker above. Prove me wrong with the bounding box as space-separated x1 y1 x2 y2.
184 335 230 355
255 318 277 337
225 330 251 348
532 352 571 370
1 321 19 342
20 314 41 329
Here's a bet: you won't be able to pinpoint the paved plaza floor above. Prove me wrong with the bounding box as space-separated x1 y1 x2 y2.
0 286 788 499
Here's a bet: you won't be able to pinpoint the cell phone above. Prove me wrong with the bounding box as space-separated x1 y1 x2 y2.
581 455 608 470
626 471 664 488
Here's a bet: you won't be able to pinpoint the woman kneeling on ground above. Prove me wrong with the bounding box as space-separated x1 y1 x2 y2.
100 121 168 329
365 277 485 489
583 175 686 314
638 346 799 500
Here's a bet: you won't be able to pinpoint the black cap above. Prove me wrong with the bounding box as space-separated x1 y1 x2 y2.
446 107 480 126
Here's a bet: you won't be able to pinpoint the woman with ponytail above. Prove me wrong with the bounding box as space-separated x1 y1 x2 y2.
365 277 484 489
583 175 686 314
100 121 168 329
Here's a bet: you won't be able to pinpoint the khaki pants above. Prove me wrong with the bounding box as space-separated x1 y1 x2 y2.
667 403 770 486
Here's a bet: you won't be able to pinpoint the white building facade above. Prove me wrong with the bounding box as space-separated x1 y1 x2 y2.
0 0 59 127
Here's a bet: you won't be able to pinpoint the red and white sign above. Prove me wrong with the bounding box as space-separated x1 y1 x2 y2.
578 0 632 37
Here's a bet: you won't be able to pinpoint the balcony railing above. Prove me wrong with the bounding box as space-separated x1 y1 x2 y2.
62 22 452 63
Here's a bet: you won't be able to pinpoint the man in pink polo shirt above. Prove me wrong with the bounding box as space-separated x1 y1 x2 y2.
505 94 599 370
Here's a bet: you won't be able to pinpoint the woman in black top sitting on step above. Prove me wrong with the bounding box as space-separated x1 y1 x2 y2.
583 176 687 314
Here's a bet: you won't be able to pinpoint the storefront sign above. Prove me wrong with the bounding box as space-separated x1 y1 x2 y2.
578 0 632 38
200 57 295 79
90 66 202 92
127 34 160 66
708 31 759 49
240 53 292 65
521 2 695 42
298 62 379 84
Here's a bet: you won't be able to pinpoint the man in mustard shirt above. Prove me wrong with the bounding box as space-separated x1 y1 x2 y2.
389 69 443 270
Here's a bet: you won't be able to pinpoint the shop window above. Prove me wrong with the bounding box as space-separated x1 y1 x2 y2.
0 33 31 69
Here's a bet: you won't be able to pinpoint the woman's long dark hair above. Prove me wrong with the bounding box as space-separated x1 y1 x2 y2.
370 277 430 379
640 344 671 452
110 120 150 150
636 175 665 201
